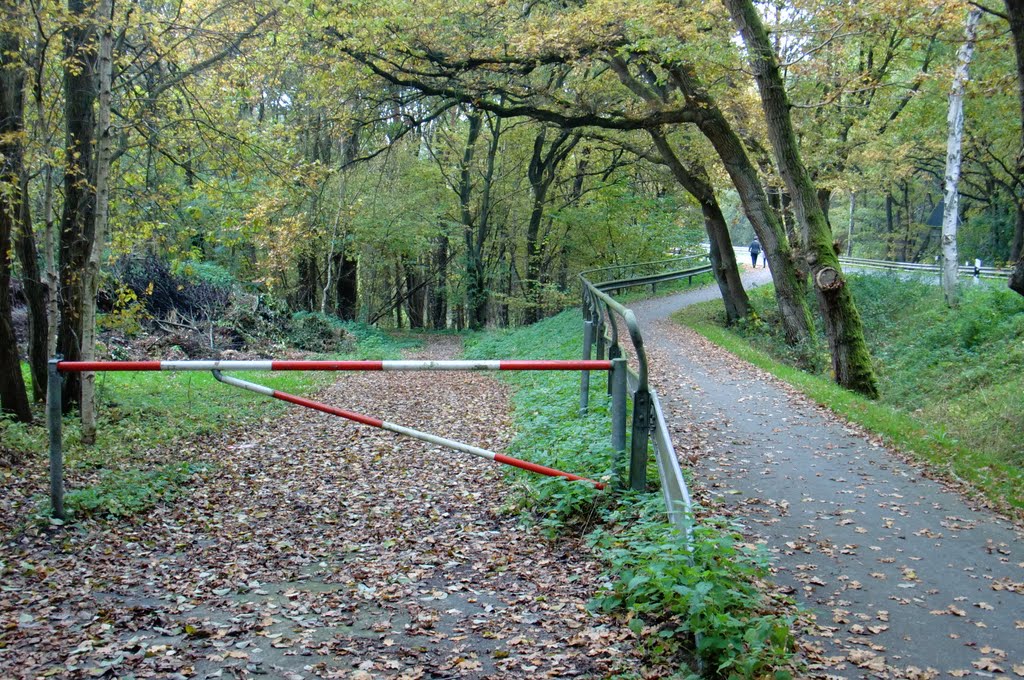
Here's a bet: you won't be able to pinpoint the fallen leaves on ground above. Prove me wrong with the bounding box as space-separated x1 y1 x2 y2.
0 337 646 679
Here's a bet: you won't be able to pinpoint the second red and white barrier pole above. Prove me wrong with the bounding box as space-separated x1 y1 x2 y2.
211 371 605 490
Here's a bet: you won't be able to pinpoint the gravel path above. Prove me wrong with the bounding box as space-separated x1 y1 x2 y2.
631 273 1024 679
0 337 641 679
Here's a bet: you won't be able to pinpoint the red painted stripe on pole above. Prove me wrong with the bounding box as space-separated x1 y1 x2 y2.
57 361 162 372
493 453 604 489
270 360 384 371
271 390 385 428
498 360 612 371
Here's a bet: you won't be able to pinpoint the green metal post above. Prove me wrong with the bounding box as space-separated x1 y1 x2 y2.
629 388 651 492
580 320 594 415
47 358 65 520
611 359 627 480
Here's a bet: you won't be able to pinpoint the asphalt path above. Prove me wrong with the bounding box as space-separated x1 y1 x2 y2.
629 270 1024 679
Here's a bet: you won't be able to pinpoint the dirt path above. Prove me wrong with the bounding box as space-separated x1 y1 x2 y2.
0 337 640 679
631 274 1024 679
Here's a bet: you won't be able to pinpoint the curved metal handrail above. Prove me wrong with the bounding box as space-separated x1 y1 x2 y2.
579 257 704 536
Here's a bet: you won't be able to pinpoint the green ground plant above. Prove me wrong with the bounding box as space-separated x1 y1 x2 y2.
675 274 1024 512
466 311 796 679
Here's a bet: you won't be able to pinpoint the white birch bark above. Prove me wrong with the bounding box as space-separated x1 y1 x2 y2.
941 8 982 307
81 0 114 442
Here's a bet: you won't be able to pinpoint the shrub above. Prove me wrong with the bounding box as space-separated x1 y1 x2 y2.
288 312 349 352
111 255 230 322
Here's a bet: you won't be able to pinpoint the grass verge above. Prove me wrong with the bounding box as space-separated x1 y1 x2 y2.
674 275 1024 515
466 310 796 679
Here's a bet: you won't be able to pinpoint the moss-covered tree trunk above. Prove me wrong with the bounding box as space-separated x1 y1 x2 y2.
725 0 878 398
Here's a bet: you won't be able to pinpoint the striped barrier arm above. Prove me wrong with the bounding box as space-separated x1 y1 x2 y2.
212 371 605 490
57 360 613 372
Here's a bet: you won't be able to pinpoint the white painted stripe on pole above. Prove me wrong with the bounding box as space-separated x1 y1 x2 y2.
213 372 275 396
161 360 274 371
382 422 498 460
380 360 501 371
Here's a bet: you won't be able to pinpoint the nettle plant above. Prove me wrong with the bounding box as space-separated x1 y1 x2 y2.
590 507 795 678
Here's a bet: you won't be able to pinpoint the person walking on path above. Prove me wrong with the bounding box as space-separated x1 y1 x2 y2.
748 239 761 268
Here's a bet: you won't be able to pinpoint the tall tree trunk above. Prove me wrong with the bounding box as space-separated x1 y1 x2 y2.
885 191 896 259
648 130 750 323
321 200 344 315
846 191 855 257
1003 0 1024 295
0 7 32 421
430 234 448 330
404 259 426 329
1011 204 1024 292
4 4 46 404
14 175 46 402
335 250 358 320
58 0 98 412
726 0 878 397
296 252 318 311
941 8 981 307
81 0 114 443
0 212 29 422
607 59 752 324
901 183 912 262
524 127 577 325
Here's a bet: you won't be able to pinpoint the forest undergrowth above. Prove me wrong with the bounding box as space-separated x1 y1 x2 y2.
676 274 1024 514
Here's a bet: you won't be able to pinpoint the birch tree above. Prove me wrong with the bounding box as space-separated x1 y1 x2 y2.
941 7 982 307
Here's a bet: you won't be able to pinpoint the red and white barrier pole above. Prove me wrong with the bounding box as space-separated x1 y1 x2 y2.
57 359 612 373
211 371 605 490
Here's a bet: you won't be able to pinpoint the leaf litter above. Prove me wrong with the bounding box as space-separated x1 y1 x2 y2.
0 336 644 679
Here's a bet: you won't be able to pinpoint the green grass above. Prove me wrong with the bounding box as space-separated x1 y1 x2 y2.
674 275 1024 513
4 325 419 521
466 311 796 679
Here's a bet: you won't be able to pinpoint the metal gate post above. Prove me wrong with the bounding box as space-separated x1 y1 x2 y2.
606 343 621 396
47 358 65 520
611 359 627 479
580 320 594 414
629 387 652 492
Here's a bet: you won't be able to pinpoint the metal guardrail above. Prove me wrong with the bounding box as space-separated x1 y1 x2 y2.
579 257 710 535
839 256 1010 280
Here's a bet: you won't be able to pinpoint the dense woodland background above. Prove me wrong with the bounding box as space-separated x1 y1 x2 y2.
2 0 1024 423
